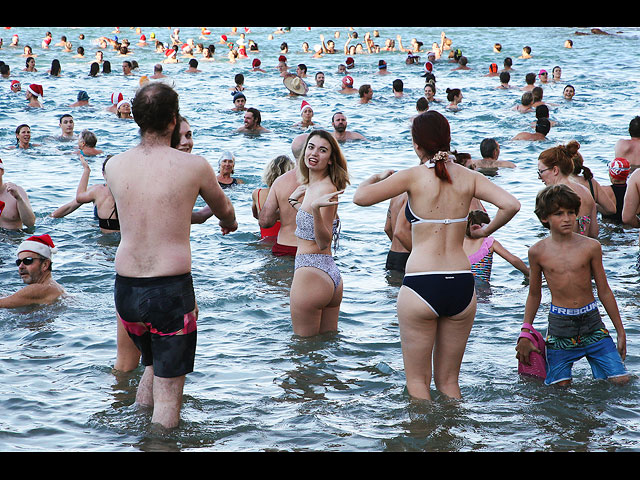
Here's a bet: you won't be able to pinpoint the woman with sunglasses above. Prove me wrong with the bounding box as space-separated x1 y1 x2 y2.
537 140 598 237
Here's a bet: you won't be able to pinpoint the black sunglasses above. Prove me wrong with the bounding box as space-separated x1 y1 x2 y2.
15 257 42 266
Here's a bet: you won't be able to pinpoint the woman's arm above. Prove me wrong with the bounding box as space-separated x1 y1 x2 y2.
75 155 96 204
470 172 520 238
352 168 405 207
311 189 342 251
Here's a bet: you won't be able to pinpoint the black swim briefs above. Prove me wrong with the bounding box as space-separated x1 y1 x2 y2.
114 273 197 378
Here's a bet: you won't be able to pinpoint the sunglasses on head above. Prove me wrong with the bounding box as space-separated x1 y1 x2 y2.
16 256 42 266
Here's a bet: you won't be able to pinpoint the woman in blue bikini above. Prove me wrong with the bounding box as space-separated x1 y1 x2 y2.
288 130 349 337
353 111 521 400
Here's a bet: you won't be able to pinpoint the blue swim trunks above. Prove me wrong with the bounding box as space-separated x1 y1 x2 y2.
545 334 628 385
544 301 627 385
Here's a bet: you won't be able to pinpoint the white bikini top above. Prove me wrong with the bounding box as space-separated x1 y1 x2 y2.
405 199 468 225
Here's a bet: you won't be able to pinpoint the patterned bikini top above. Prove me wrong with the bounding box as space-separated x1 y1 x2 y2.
468 236 494 282
295 209 340 247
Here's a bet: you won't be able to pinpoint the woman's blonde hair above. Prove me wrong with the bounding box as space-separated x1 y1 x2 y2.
262 155 294 186
297 129 350 190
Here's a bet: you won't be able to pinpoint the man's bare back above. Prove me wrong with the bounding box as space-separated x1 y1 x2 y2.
106 143 235 277
614 138 640 169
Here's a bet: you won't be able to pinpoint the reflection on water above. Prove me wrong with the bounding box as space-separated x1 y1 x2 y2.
1 26 640 451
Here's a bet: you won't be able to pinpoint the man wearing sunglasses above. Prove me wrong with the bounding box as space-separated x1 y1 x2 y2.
0 234 65 308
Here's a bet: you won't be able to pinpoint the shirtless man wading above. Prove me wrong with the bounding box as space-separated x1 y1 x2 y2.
104 82 237 429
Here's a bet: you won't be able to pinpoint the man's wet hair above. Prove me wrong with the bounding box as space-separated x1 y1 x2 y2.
131 82 179 134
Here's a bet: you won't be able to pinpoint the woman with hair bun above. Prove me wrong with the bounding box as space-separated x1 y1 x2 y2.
569 142 616 216
537 140 599 237
353 111 520 400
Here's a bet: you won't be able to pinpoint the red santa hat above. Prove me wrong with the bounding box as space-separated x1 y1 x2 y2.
27 84 43 97
300 100 312 114
17 234 58 259
10 80 20 90
111 92 124 105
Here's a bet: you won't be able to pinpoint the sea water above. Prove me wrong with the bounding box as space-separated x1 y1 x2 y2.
1 26 640 452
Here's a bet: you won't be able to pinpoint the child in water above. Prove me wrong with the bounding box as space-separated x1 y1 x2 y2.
463 210 529 282
516 184 630 386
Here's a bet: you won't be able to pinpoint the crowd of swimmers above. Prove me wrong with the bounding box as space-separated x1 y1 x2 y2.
2 27 640 429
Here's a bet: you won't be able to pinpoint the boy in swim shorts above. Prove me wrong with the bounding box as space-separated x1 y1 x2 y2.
516 184 629 386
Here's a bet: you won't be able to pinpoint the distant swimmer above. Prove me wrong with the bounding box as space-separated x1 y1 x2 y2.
58 114 76 141
519 46 532 59
563 84 576 101
236 107 270 134
513 92 534 113
521 72 536 92
11 124 40 150
283 73 308 97
231 92 247 111
0 158 36 229
25 83 43 107
104 82 237 429
293 100 315 128
445 87 463 111
512 118 550 141
359 84 374 104
339 75 358 94
496 71 512 89
69 90 90 107
330 112 367 142
614 116 640 170
0 234 65 309
217 151 244 188
76 130 103 157
470 138 516 171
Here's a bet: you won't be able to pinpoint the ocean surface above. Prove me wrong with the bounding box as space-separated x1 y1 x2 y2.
1 26 640 452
